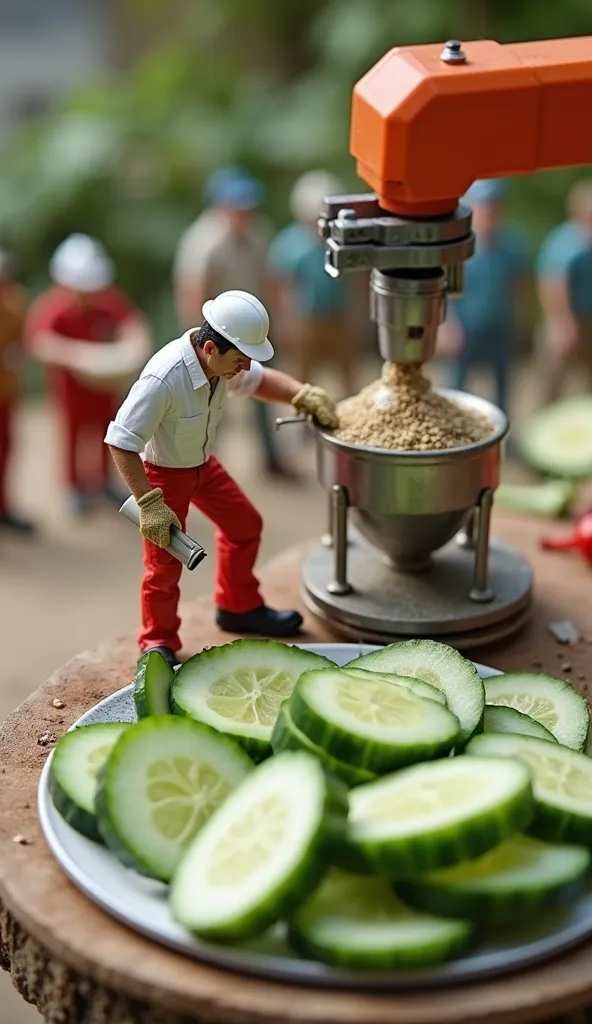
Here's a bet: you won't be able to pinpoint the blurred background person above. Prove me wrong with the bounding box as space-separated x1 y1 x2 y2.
534 179 592 406
0 243 35 534
25 234 151 516
436 178 530 415
173 165 295 479
267 170 357 399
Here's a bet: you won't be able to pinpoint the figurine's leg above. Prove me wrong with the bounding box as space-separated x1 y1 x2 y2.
190 455 264 613
138 463 194 654
192 456 303 636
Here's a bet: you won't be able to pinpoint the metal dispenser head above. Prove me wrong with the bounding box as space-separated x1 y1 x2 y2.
318 195 474 364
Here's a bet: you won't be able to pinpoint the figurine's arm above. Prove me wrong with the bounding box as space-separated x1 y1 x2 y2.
116 312 152 361
104 376 171 501
254 367 339 429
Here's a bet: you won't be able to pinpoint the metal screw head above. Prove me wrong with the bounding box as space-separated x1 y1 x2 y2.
338 208 358 221
440 39 467 64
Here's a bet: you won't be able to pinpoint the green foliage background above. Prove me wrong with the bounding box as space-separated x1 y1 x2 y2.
1 0 591 370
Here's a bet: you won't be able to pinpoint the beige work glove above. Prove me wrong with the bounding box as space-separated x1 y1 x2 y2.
137 488 181 548
292 383 339 429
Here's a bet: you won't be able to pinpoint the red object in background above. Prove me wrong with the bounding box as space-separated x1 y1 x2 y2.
540 513 592 566
24 285 138 491
0 397 12 513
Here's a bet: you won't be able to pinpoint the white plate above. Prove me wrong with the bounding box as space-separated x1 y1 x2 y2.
38 643 592 990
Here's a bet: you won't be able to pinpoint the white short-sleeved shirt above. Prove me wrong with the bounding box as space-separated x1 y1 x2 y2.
104 330 263 468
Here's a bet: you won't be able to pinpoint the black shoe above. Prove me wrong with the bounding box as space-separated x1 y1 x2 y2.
0 510 36 534
143 645 178 668
216 605 303 637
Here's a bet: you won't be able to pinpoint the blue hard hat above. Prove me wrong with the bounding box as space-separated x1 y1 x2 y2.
464 178 506 204
204 166 265 209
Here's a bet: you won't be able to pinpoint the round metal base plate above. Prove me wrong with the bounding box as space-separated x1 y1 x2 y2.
302 534 533 651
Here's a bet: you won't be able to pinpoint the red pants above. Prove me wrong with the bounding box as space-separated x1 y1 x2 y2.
0 397 13 513
56 378 116 490
139 457 263 653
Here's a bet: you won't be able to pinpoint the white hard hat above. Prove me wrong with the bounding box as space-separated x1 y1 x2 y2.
49 233 114 292
290 170 344 223
202 290 274 362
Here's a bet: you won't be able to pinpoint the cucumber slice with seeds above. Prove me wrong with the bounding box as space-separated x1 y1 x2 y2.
170 751 348 942
519 395 592 479
467 732 592 846
134 650 174 718
49 723 128 841
484 673 589 750
172 640 334 760
95 716 253 881
289 668 460 773
343 667 448 706
271 702 377 788
346 755 533 876
344 639 484 745
398 834 590 924
288 871 474 970
484 704 558 743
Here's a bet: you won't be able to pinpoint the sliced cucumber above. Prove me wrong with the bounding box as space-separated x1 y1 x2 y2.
346 755 533 875
171 640 334 760
95 716 253 881
467 732 592 846
484 673 589 751
170 751 348 942
289 668 460 773
484 705 558 744
288 870 474 970
344 639 484 745
343 667 448 706
398 834 590 924
494 480 574 518
271 702 377 788
134 650 174 718
519 395 592 479
49 723 129 841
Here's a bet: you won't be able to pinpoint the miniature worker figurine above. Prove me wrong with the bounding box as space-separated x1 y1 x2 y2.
0 245 36 534
105 289 338 666
267 170 356 399
173 166 293 478
535 179 592 406
26 234 151 515
437 179 529 414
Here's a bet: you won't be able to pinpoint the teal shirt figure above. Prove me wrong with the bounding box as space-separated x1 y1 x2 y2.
447 179 528 413
267 223 347 316
537 220 592 319
450 224 528 338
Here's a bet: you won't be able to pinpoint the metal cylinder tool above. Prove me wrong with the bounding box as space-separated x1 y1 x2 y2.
119 495 207 571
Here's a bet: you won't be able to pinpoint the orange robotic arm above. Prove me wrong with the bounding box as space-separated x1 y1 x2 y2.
351 36 592 217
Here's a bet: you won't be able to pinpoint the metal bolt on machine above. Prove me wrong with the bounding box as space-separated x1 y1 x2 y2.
277 35 592 649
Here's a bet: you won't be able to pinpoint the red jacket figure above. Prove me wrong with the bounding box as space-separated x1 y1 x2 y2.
26 234 151 515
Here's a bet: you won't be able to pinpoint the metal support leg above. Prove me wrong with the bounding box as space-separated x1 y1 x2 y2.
327 485 352 596
456 508 477 550
469 488 494 603
321 491 333 548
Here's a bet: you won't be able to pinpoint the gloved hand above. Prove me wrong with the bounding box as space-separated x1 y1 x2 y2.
292 383 339 429
137 487 181 548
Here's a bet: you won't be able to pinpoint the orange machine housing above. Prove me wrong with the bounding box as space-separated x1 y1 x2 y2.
351 36 592 216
